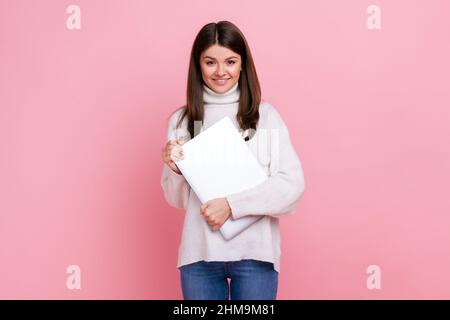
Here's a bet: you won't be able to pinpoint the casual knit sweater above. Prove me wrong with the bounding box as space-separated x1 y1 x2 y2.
160 81 305 273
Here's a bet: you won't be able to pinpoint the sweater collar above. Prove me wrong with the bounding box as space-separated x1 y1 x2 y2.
203 81 240 106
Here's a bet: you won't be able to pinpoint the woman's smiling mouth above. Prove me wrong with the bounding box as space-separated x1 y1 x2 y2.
212 78 230 86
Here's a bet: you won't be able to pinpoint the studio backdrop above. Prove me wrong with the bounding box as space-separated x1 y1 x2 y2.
1 0 449 299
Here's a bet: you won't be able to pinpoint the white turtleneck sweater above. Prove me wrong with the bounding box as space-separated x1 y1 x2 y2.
160 81 305 273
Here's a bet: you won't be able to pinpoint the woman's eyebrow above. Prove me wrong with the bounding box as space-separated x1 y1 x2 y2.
203 56 238 60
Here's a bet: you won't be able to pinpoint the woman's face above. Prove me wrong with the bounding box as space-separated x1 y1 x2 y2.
200 44 242 94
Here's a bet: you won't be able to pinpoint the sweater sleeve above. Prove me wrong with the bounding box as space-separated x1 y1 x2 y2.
226 106 305 219
160 109 191 210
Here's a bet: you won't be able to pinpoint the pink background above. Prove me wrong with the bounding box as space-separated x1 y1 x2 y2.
1 0 449 299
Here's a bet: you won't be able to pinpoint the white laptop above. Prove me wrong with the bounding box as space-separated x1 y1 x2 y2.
174 116 268 240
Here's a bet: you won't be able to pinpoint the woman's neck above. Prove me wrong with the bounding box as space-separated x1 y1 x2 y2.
203 82 240 106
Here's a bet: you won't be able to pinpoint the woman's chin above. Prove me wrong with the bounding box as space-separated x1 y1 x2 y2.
208 82 234 94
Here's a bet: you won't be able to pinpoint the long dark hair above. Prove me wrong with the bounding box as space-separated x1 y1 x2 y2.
175 21 261 139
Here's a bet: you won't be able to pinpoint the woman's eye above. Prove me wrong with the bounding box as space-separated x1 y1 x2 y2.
205 61 236 65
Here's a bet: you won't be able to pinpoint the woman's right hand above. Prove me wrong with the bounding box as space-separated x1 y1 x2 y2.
162 138 185 175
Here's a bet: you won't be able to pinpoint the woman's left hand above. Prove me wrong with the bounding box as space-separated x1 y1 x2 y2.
200 198 232 231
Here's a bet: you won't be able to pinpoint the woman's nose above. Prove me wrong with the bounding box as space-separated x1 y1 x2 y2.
215 64 226 76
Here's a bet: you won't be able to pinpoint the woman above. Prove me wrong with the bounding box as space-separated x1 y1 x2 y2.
160 21 305 300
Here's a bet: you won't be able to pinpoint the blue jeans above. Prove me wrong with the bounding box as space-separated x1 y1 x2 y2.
179 259 278 300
